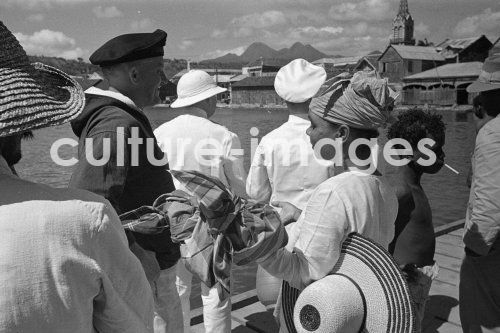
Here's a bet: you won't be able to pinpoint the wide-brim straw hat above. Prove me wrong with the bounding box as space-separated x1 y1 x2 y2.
282 233 416 333
0 21 85 138
170 69 226 108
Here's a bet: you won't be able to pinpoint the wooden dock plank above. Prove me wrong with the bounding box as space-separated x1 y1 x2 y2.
434 253 462 273
435 241 464 260
437 234 464 247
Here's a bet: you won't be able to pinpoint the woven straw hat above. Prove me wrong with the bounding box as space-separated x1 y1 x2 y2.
282 233 416 333
0 21 84 138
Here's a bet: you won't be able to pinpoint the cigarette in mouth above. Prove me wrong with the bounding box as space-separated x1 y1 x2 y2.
445 163 459 174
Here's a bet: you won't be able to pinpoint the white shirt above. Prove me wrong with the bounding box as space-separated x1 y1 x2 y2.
154 107 247 198
260 170 398 289
0 156 154 332
246 115 334 210
464 114 500 255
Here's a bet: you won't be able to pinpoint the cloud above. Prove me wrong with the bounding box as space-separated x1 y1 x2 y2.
453 8 500 37
130 18 155 31
415 22 430 36
27 13 44 22
201 46 246 60
3 0 100 8
179 40 194 51
211 28 228 39
92 5 123 18
14 29 86 59
288 26 344 40
231 10 287 29
329 0 395 21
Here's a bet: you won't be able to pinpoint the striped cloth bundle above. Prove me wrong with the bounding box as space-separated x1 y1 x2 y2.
120 170 288 300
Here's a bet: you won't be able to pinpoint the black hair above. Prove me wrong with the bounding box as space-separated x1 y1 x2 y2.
387 108 445 146
481 89 500 117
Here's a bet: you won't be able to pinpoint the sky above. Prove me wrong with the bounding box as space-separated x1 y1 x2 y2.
1 0 499 61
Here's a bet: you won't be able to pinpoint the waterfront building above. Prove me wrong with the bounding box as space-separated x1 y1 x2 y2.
378 45 445 84
436 36 492 63
231 76 284 106
402 62 482 105
243 58 287 77
354 52 382 72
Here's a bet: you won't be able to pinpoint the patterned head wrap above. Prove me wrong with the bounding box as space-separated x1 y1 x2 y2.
310 71 398 130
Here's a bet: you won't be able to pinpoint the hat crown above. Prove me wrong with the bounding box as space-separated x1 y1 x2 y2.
294 275 364 333
177 70 218 99
274 58 326 103
0 21 30 70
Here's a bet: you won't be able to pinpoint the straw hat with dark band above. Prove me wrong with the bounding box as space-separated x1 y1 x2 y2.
282 233 416 333
0 21 84 138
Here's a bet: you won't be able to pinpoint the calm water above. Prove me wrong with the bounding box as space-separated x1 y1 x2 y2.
16 106 476 307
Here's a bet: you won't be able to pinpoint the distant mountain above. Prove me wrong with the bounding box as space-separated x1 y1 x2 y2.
206 42 336 64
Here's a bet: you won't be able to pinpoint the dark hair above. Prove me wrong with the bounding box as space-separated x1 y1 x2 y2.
387 108 445 146
481 89 500 117
472 95 483 119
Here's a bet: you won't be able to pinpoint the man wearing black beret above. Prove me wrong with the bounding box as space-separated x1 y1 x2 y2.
69 29 182 332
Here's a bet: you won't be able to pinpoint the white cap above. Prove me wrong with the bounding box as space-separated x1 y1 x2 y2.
274 58 326 103
171 70 227 108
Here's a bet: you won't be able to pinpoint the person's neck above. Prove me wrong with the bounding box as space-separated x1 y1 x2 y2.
398 163 422 185
108 86 142 109
183 105 208 118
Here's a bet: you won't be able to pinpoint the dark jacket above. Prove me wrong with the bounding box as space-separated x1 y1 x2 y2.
69 92 179 269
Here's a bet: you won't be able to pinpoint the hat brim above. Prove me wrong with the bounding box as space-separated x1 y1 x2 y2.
170 86 227 108
466 80 500 93
283 233 416 333
0 62 85 138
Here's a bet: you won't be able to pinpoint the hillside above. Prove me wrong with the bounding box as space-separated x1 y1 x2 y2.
207 41 336 64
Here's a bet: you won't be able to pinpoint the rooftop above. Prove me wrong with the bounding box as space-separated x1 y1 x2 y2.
388 45 445 61
404 62 482 81
232 75 275 88
313 56 362 66
436 35 491 59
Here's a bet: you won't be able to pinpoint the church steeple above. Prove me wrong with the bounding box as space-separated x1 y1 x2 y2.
391 0 415 45
398 0 410 17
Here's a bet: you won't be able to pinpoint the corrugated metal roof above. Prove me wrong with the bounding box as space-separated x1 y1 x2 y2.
391 45 445 61
403 62 482 80
246 58 289 67
313 56 361 66
230 74 249 82
232 75 275 88
436 36 490 59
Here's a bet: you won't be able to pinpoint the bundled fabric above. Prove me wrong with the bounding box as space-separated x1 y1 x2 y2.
310 70 398 130
120 170 288 300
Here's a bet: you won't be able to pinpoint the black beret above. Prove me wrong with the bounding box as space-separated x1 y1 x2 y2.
90 29 167 66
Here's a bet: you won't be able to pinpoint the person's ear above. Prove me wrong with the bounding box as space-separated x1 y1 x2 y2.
337 124 350 143
129 66 140 85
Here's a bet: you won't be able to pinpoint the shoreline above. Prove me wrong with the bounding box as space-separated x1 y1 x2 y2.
154 102 473 112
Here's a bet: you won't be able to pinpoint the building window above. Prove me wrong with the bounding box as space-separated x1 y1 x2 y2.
382 63 387 72
407 60 413 72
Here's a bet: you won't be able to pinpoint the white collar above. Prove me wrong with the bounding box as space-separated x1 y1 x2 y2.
85 86 141 111
288 114 310 124
0 155 14 176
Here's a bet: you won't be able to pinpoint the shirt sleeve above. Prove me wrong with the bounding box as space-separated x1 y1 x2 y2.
464 125 500 255
91 203 154 333
246 141 272 203
223 132 248 198
259 185 348 289
69 129 130 215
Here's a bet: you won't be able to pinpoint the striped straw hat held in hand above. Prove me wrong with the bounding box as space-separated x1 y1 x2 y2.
0 21 85 138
